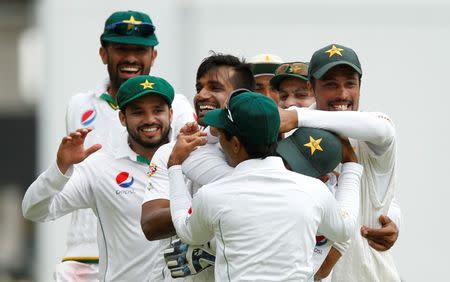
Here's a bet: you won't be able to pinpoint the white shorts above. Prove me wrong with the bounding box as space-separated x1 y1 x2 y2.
54 260 99 282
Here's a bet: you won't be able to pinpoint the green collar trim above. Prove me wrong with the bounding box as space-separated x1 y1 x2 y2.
136 155 150 165
99 92 119 110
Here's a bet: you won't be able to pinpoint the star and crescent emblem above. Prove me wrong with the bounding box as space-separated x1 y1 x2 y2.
304 136 324 155
325 45 344 58
140 80 155 89
122 16 142 30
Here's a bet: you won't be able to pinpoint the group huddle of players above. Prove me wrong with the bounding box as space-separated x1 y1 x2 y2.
21 10 401 282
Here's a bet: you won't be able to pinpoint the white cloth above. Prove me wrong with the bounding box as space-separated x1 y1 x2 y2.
144 141 215 282
169 157 362 282
54 261 98 282
293 106 401 282
22 135 175 282
63 78 195 261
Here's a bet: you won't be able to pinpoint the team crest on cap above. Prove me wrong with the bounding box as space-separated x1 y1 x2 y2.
325 45 344 58
147 163 157 177
123 16 142 30
140 79 155 89
315 235 328 246
116 172 134 188
304 136 323 155
81 109 96 126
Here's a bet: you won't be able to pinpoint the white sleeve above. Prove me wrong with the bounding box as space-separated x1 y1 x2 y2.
22 161 94 222
317 162 363 243
294 108 395 155
387 198 402 230
169 165 213 245
181 143 233 186
142 143 174 203
171 94 196 138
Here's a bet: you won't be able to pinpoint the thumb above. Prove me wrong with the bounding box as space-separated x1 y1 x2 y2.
379 214 391 226
85 144 102 157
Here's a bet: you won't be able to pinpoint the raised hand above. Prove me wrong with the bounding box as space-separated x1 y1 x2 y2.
168 131 207 167
56 128 102 174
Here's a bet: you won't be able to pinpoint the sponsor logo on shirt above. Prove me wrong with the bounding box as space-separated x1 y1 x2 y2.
81 109 96 126
115 172 135 195
147 163 157 177
315 235 328 246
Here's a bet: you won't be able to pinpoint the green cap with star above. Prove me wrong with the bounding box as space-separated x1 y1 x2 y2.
309 44 362 79
276 127 342 178
116 75 174 110
249 53 284 77
270 62 309 90
203 90 280 146
101 10 159 47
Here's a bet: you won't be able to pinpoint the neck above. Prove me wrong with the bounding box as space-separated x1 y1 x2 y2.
128 136 169 161
107 84 118 100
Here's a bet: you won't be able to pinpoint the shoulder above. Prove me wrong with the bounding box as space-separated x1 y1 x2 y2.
67 90 97 107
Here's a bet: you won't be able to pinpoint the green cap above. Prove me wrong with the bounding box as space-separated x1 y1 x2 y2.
270 62 309 90
101 10 159 47
203 90 280 145
116 75 174 110
276 127 342 178
249 54 284 77
309 44 362 79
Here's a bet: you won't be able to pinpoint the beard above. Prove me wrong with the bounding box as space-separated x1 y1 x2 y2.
126 124 171 149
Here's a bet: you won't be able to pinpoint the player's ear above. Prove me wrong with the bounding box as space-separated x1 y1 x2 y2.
150 48 158 67
231 136 241 154
99 46 108 65
169 107 173 124
119 110 126 127
307 81 315 96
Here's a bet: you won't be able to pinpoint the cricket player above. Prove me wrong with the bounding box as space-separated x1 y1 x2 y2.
249 53 283 103
167 91 362 281
62 10 194 280
279 43 401 281
271 61 316 109
23 75 182 281
140 53 255 280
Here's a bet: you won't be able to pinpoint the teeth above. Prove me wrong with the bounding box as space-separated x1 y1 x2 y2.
332 104 349 111
199 105 216 110
142 127 158 132
120 66 139 72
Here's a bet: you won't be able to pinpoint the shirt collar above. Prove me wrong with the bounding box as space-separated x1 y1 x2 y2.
113 131 150 164
232 156 286 175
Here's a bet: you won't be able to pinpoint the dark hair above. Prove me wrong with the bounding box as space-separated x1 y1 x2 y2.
196 52 255 91
223 130 277 159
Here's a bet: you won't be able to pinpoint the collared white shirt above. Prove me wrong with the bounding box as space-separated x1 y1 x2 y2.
22 134 171 282
170 157 362 282
63 79 195 259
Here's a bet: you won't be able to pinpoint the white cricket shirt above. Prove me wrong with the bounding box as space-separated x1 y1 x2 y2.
170 157 362 282
64 79 195 259
22 133 176 282
294 106 401 282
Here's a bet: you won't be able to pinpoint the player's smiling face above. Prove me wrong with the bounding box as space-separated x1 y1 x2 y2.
194 66 235 126
120 95 172 149
278 77 315 109
311 65 360 111
255 75 279 103
100 43 157 93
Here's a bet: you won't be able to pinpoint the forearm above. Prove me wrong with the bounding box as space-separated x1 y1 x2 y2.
315 247 342 280
169 166 211 245
335 162 363 225
169 165 196 242
294 108 395 146
141 203 176 240
22 161 71 221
